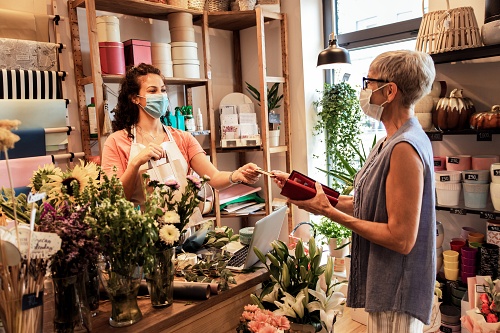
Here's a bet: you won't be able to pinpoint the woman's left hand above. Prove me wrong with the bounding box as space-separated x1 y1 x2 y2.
233 163 261 184
289 182 334 216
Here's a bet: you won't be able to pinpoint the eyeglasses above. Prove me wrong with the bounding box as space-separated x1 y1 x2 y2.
362 77 389 90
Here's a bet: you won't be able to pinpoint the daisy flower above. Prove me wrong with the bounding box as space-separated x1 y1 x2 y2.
159 224 180 246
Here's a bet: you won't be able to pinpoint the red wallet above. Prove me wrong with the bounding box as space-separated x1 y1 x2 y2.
280 170 339 206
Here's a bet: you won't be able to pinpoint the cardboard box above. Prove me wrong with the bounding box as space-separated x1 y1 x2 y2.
124 39 152 67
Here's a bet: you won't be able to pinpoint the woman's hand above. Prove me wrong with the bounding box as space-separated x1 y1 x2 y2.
233 163 261 184
132 142 166 167
271 170 289 189
288 182 334 216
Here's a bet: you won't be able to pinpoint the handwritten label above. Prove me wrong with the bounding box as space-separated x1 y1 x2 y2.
450 208 466 215
464 173 478 181
439 325 452 333
27 192 46 204
30 232 62 259
481 212 496 220
440 175 451 182
477 131 492 141
10 225 31 257
493 169 500 177
448 157 460 164
22 292 43 310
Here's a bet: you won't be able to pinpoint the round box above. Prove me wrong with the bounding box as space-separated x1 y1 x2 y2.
446 155 471 171
169 27 196 42
96 16 120 42
167 12 194 29
491 182 500 210
239 227 254 245
491 163 500 184
463 183 490 208
433 156 446 171
153 60 174 77
472 155 500 170
151 42 172 62
173 59 200 78
170 41 198 60
98 42 125 75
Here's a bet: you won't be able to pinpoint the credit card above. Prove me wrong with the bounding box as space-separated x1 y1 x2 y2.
255 169 275 177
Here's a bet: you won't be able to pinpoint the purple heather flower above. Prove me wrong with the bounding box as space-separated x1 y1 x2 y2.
164 178 180 190
186 174 202 189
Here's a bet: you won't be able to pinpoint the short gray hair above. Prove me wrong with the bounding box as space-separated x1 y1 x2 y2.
370 50 436 108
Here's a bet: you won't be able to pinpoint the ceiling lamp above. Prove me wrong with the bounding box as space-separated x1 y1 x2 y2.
317 33 351 69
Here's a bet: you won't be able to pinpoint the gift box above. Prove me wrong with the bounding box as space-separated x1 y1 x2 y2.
99 42 125 75
124 39 152 67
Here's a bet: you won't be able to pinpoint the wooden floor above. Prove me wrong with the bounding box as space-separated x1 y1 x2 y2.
335 307 367 333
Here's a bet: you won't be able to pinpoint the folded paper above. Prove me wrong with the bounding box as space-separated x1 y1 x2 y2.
0 38 58 71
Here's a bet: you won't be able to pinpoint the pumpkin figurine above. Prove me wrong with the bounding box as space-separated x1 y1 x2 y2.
433 89 475 131
470 105 500 130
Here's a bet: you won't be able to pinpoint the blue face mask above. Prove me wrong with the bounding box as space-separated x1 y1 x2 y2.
137 93 169 119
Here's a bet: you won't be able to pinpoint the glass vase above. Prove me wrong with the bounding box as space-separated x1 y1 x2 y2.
146 247 175 307
84 262 100 317
52 274 91 333
98 264 143 328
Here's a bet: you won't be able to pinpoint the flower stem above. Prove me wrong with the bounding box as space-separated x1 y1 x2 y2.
3 148 20 249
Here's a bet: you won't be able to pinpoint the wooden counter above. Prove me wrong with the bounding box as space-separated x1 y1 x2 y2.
43 269 269 333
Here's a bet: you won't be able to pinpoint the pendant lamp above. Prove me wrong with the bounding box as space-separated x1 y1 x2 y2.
317 33 351 69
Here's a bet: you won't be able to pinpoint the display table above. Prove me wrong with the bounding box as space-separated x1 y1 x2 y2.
43 269 269 333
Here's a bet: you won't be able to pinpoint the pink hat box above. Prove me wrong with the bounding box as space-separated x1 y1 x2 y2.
472 155 500 170
99 42 125 75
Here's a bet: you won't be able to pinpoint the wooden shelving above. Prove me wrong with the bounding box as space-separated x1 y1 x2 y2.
430 45 500 64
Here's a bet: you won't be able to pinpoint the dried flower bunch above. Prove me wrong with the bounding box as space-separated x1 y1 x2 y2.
143 173 210 251
0 119 20 151
37 202 100 278
252 238 346 333
237 304 290 333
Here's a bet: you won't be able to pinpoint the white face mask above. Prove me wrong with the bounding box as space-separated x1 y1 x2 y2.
359 84 389 121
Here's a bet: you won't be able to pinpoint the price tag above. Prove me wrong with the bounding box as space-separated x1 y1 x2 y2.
448 157 460 164
464 173 478 181
22 291 43 310
480 211 496 220
427 132 443 141
440 325 452 333
440 175 451 182
450 208 467 215
477 131 492 141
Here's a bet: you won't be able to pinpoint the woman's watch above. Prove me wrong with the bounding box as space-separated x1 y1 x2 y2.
229 170 242 185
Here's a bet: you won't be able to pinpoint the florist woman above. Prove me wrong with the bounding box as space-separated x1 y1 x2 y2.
273 50 436 332
101 63 261 207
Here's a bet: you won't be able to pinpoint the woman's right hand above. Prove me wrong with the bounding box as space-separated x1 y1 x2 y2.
271 170 289 189
132 142 166 168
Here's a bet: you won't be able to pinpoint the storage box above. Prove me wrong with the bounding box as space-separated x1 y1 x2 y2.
124 39 152 67
99 42 125 75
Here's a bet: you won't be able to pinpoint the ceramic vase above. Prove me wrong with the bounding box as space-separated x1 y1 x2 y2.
147 247 175 307
98 264 143 328
52 274 91 333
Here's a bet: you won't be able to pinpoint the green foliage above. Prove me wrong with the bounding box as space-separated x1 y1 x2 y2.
313 82 362 193
313 217 352 246
245 81 284 112
204 226 240 248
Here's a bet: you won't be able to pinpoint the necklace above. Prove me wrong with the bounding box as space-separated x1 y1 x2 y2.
137 125 162 142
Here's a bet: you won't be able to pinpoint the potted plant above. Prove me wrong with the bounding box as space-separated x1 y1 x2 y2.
245 81 283 130
314 217 351 259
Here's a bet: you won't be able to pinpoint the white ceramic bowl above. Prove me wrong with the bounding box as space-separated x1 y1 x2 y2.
435 182 462 206
435 170 462 183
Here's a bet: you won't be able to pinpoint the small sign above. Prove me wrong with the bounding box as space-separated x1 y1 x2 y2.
450 208 466 215
448 157 460 164
488 225 500 232
439 325 452 333
27 192 46 204
269 112 281 124
434 160 442 167
477 131 492 141
464 173 478 181
440 175 451 182
493 169 500 177
22 291 43 310
480 211 496 220
427 132 443 141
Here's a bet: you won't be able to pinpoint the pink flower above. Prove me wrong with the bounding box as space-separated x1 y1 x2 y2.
254 311 271 324
244 304 260 312
164 178 180 190
482 303 491 315
242 311 255 321
257 325 278 333
248 321 266 332
487 313 499 323
274 315 290 330
186 174 202 189
481 293 490 304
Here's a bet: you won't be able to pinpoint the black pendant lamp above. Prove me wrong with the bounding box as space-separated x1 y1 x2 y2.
317 33 351 69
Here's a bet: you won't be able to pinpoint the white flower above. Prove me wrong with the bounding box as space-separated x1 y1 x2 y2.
262 283 280 303
159 224 180 246
162 211 180 224
307 280 346 333
274 290 306 319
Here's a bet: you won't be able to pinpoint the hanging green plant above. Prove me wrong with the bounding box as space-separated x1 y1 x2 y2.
313 82 363 193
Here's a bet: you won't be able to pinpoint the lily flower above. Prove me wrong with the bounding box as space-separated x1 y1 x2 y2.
274 290 306 319
307 280 346 333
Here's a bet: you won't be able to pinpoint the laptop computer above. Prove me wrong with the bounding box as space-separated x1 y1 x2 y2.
225 206 287 271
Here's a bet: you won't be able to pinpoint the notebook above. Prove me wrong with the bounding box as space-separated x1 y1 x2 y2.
225 206 287 271
280 170 340 207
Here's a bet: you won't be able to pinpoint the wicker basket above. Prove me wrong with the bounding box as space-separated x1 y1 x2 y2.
238 0 256 11
257 0 279 4
167 0 188 8
188 0 206 10
205 0 230 12
415 5 481 54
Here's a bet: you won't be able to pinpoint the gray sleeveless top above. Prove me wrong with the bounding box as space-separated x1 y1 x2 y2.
347 117 436 325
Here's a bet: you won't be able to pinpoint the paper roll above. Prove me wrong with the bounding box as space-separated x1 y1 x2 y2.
0 99 68 147
0 38 58 71
0 128 46 160
0 155 52 188
173 282 210 300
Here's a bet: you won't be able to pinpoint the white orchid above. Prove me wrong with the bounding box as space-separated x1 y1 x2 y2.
307 280 346 333
274 290 306 319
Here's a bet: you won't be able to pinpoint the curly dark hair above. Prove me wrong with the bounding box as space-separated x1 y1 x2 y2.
112 63 163 138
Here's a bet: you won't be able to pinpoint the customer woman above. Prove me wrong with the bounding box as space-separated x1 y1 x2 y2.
273 50 436 332
101 63 261 206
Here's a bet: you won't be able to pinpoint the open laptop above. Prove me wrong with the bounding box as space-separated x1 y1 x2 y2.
225 206 287 271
